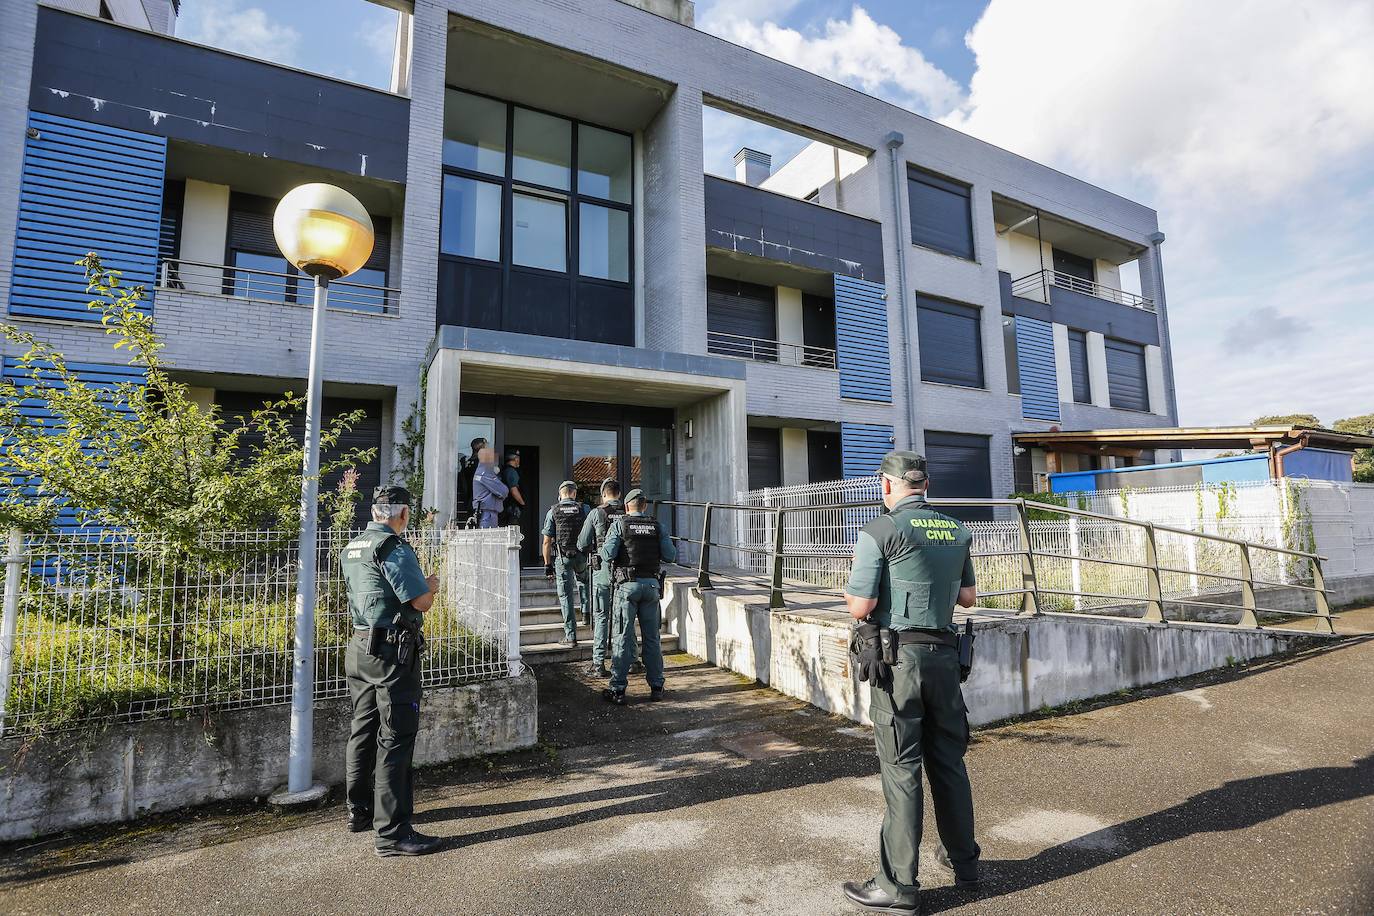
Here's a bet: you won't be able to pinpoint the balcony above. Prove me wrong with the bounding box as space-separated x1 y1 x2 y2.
706 330 837 370
158 259 399 316
1011 269 1155 312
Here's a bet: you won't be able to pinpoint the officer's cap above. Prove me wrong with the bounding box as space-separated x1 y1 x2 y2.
505 449 520 461
373 484 413 506
559 479 578 491
878 451 928 484
624 488 647 505
469 437 488 450
601 477 621 493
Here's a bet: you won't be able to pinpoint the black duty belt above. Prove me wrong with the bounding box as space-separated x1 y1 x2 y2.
896 629 958 649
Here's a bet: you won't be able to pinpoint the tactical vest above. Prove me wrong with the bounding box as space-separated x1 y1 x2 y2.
865 499 973 631
616 515 662 578
593 501 625 550
339 527 421 629
552 499 585 555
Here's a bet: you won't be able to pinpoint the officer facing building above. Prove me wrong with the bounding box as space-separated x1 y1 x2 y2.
842 452 980 913
577 478 625 678
340 485 442 858
542 480 590 649
600 488 676 705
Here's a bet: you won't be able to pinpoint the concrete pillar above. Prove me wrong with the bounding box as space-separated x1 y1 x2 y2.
0 0 38 312
1086 331 1111 409
643 87 707 355
677 381 749 504
1052 322 1073 404
397 0 446 337
1139 232 1179 423
1145 345 1167 417
422 349 461 527
780 427 808 486
776 285 803 357
178 180 230 292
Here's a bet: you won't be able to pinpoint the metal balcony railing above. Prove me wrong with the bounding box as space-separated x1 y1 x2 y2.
706 329 838 369
157 258 400 316
1012 268 1155 312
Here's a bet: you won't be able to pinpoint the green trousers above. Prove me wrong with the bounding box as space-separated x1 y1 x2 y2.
555 553 589 641
591 566 613 666
345 631 422 846
609 578 664 691
869 642 979 894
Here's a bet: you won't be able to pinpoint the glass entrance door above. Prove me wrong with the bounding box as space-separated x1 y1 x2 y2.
570 426 619 508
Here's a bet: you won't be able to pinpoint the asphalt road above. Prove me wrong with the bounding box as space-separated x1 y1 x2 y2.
3 610 1372 915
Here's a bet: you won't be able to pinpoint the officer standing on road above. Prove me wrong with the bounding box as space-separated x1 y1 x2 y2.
577 478 625 678
542 480 589 649
340 485 442 858
601 489 676 705
842 451 980 913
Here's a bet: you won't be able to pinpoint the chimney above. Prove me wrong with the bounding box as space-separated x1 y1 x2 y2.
734 148 772 187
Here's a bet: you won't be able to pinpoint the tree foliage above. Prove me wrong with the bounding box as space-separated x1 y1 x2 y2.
0 255 374 558
1332 413 1374 483
1252 413 1322 428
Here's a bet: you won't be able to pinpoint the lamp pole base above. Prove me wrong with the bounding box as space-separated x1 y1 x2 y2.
268 782 330 811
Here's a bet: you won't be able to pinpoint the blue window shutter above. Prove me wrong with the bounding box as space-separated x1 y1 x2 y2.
1013 315 1060 422
3 357 144 533
841 422 894 479
11 112 167 321
835 275 891 402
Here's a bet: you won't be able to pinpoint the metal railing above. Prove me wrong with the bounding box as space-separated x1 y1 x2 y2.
706 329 838 369
0 525 520 738
157 258 400 316
652 495 1332 633
1011 268 1155 312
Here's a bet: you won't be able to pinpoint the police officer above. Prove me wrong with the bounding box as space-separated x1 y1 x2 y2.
577 478 626 677
501 450 525 524
340 485 442 857
542 480 589 649
841 451 980 912
600 488 676 705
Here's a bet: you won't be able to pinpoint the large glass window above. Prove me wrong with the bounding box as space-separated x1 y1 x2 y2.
579 203 630 282
578 124 632 204
572 427 618 508
512 192 567 272
513 108 571 190
230 250 294 302
440 175 502 261
443 90 506 176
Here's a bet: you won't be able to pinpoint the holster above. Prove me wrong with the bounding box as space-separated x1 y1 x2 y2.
957 618 975 683
656 570 666 592
366 626 387 658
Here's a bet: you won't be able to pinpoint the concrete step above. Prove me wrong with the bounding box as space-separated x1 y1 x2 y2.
520 633 680 664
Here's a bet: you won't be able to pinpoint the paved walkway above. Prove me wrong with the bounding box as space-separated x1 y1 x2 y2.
3 609 1372 915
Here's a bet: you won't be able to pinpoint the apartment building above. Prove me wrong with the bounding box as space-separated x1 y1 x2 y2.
0 0 1177 554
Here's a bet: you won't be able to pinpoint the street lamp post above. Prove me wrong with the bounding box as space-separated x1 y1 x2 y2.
270 183 375 803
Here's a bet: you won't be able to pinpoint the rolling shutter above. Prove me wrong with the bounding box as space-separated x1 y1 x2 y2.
746 427 782 490
1013 315 1060 422
1105 338 1149 411
917 295 984 388
1067 329 1092 403
924 431 993 521
835 275 891 401
707 277 776 350
11 112 166 320
907 168 974 260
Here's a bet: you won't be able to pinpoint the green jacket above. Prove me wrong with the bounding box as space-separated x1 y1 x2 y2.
339 523 428 629
845 495 976 631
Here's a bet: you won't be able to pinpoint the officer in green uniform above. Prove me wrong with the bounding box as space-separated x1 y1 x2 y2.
542 480 589 648
577 478 625 677
340 485 442 858
841 452 980 913
601 488 676 705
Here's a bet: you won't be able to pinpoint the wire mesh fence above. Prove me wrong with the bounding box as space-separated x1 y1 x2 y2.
0 525 519 738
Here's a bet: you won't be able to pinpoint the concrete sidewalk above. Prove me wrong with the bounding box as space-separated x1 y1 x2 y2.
3 613 1373 915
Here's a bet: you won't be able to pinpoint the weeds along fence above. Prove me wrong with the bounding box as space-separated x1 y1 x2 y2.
0 525 521 738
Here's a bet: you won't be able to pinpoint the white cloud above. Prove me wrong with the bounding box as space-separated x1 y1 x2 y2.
702 4 964 116
176 0 300 65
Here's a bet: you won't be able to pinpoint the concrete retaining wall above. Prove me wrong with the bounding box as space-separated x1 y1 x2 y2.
664 576 1313 727
0 671 537 842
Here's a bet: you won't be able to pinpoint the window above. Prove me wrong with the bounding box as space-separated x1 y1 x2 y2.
923 431 993 521
230 250 294 302
917 295 984 388
1002 314 1020 395
512 192 567 272
577 125 632 204
513 108 571 190
908 167 974 260
440 174 502 261
579 203 630 282
443 90 507 176
1105 338 1148 411
1067 329 1092 403
1053 248 1095 282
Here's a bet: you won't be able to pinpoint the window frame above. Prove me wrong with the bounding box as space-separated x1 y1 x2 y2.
438 86 635 299
907 166 975 261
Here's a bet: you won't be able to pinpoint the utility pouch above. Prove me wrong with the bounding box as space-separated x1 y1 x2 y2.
367 626 386 658
880 628 898 666
657 570 666 592
957 619 976 683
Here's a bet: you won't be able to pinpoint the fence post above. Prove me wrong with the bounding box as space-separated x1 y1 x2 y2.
697 502 715 590
1311 555 1334 635
1067 515 1083 611
1141 523 1165 623
768 507 787 610
506 527 523 677
0 529 23 738
1185 534 1200 599
1236 542 1260 629
1014 501 1040 616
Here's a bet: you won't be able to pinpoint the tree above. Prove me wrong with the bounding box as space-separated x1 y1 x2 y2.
1252 413 1322 428
0 254 373 559
1333 413 1374 483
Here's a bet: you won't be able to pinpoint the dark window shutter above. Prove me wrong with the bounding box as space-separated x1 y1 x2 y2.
917 295 984 388
907 168 974 260
1052 248 1094 282
747 427 782 490
924 430 993 521
1105 338 1148 411
708 277 777 357
1067 329 1092 403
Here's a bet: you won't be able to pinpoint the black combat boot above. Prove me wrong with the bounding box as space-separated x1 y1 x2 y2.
841 878 920 914
375 829 442 857
934 844 981 888
346 807 372 833
602 687 626 705
586 662 609 678
649 686 665 701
